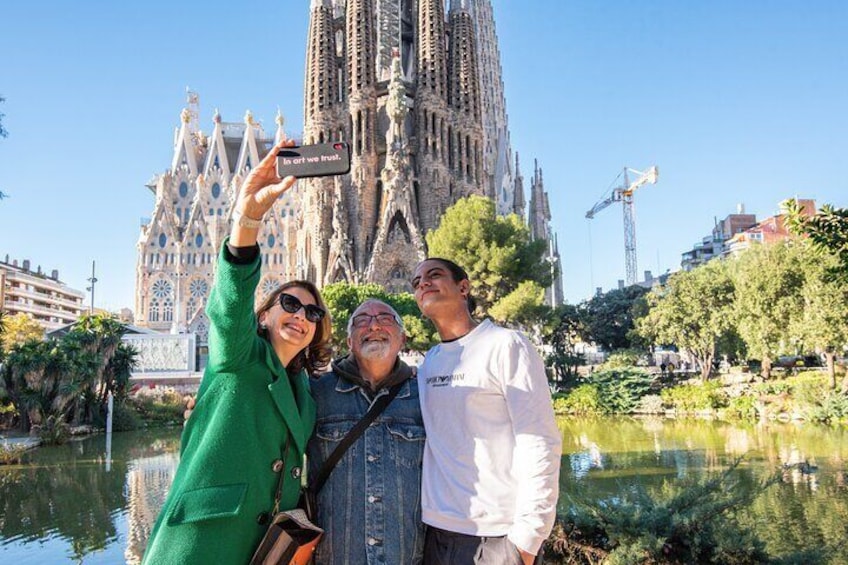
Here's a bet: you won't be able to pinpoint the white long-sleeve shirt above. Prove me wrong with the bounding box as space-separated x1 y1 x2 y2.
418 319 562 555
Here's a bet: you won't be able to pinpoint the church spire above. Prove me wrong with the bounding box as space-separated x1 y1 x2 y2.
171 103 200 177
512 151 525 218
448 0 481 119
346 0 377 96
304 0 338 119
274 109 286 143
417 0 448 99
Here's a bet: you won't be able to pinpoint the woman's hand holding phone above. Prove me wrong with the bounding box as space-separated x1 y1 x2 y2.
230 138 297 246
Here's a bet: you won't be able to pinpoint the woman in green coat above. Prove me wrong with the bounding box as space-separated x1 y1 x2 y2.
143 138 332 564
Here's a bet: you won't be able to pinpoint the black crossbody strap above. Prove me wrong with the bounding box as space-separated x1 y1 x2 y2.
308 380 404 496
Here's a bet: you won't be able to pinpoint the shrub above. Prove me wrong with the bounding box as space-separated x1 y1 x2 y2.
110 402 144 431
586 368 654 414
553 385 605 415
0 400 16 428
129 389 185 426
544 461 775 564
634 394 664 414
661 381 727 413
34 415 71 445
750 372 843 422
725 394 759 420
804 392 848 424
600 348 646 370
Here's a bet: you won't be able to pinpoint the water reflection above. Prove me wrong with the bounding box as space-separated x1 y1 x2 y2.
557 417 848 563
0 430 179 564
0 419 846 563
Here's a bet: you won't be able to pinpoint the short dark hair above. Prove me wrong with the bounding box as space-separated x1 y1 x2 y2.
420 257 477 314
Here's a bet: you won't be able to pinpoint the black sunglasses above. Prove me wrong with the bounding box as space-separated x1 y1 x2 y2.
279 293 326 323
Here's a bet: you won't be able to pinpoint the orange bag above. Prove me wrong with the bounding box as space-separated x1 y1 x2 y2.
250 508 323 565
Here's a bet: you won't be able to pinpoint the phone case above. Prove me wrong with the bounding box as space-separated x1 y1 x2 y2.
276 142 351 179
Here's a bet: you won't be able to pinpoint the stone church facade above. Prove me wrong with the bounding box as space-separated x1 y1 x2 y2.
134 0 561 337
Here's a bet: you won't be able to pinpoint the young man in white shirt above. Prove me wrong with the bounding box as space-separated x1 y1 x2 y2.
411 258 562 565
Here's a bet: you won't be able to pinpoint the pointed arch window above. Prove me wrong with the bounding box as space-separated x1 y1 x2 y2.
149 279 173 322
187 278 209 321
194 319 209 344
148 297 160 322
163 298 174 322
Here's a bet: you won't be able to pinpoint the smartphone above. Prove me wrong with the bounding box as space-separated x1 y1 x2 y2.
276 142 351 178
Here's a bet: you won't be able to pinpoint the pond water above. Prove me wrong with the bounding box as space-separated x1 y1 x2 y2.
1 418 846 563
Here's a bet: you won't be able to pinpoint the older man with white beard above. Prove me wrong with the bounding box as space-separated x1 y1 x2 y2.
307 299 425 565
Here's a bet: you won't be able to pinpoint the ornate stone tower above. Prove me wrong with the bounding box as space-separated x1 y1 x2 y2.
136 1 566 341
300 0 492 290
469 0 516 216
134 93 298 337
529 160 564 306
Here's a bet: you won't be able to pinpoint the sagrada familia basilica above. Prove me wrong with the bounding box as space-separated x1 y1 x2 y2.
134 0 562 341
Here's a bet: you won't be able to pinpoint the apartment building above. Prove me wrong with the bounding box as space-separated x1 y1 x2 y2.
0 257 86 331
724 199 817 256
681 206 757 271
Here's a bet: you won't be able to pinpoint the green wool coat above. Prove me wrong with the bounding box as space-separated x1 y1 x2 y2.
143 248 316 565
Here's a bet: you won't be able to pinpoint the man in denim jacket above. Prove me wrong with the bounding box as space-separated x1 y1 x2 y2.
308 299 425 565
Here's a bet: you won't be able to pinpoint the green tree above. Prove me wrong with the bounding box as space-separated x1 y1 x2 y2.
580 285 649 352
64 314 131 423
489 280 550 331
637 260 736 381
0 313 136 433
792 251 848 390
425 195 551 314
732 241 808 379
320 282 436 353
0 313 44 353
784 198 848 281
543 304 585 385
1 339 71 432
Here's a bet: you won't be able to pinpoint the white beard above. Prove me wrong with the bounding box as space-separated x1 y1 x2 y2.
358 340 392 360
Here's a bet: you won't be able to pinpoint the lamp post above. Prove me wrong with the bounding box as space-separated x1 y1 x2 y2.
86 261 97 314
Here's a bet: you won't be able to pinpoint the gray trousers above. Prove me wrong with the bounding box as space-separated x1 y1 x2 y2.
423 526 542 565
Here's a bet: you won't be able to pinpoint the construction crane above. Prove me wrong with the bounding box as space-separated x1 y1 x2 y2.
585 166 659 286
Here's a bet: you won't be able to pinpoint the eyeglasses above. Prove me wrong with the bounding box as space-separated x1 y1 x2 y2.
351 313 400 329
279 293 326 323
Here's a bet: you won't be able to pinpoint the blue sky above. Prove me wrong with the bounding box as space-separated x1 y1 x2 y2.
1 0 846 312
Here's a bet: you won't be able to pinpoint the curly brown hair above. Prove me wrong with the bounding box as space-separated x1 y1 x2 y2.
255 280 333 376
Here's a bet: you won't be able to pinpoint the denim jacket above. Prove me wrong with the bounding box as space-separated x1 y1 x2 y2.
307 356 425 565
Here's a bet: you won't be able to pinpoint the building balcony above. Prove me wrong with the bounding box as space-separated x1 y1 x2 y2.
5 285 84 309
3 299 82 323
